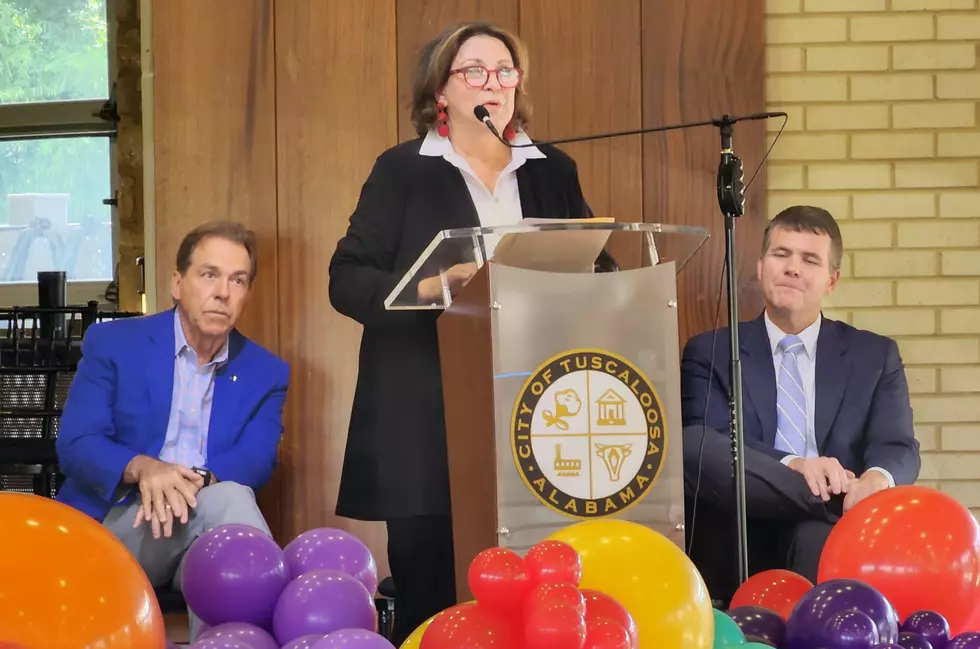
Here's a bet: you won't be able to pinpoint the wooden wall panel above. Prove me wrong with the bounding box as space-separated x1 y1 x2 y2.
396 0 519 142
641 0 768 343
275 0 398 576
520 0 644 268
149 0 767 585
151 0 282 537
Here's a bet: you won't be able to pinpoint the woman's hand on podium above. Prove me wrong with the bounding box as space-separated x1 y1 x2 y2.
417 262 478 301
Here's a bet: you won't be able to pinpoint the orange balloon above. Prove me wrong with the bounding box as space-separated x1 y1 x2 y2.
0 493 166 648
817 485 980 637
729 569 813 620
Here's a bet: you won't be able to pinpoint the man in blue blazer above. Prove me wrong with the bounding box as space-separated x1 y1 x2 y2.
56 220 289 637
681 205 919 597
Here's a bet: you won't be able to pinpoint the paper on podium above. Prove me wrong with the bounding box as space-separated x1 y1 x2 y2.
489 217 614 272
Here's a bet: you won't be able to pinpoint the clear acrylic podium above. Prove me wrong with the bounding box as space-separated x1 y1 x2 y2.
385 221 709 600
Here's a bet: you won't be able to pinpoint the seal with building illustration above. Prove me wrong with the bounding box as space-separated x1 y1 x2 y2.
510 349 667 519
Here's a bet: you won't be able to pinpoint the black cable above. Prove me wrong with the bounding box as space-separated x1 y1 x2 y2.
685 115 788 557
686 258 726 555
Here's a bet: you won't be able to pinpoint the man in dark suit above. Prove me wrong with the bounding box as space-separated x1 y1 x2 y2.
680 205 919 597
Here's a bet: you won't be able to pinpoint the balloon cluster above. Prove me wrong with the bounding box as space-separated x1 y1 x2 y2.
181 524 392 649
722 568 980 649
419 540 637 649
817 486 980 638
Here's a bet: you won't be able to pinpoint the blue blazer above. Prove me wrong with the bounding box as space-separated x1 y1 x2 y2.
55 309 290 521
681 313 920 485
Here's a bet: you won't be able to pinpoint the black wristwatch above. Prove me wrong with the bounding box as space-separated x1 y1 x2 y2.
192 466 213 487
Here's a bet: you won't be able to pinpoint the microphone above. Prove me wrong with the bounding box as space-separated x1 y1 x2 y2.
473 102 788 587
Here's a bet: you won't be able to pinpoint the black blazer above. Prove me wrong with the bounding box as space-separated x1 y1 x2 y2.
329 137 608 520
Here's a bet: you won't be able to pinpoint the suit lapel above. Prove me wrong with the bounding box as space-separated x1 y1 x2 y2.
739 315 778 447
814 320 850 451
205 331 245 460
145 310 176 453
516 165 541 218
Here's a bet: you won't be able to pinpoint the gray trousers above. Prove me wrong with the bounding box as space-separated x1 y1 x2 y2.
102 481 272 642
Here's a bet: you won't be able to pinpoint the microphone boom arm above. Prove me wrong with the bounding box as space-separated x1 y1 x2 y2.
474 104 784 149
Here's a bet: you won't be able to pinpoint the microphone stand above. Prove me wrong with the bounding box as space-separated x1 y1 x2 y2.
478 106 760 587
715 116 749 586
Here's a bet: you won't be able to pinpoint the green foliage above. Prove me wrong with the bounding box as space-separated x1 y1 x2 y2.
0 0 110 228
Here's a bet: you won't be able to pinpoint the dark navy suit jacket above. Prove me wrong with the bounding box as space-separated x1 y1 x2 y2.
55 309 290 521
681 313 920 485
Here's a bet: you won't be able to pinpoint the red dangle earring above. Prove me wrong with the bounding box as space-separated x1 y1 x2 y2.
437 99 449 137
502 122 517 141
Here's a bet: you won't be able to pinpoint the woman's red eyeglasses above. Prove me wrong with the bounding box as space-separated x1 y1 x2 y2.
449 65 523 89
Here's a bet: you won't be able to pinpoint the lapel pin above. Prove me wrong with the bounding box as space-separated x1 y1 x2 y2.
232 375 238 382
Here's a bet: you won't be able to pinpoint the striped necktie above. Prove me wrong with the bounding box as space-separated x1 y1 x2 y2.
775 334 808 456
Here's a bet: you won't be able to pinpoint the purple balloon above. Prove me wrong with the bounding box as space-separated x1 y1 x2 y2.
900 636 936 649
284 528 379 595
190 638 256 649
282 636 326 649
729 606 786 648
197 622 279 649
313 629 396 648
181 524 290 629
786 579 899 649
273 569 377 646
825 610 881 649
948 634 980 649
902 612 950 649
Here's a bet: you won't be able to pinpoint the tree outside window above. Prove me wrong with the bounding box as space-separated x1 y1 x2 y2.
0 0 115 298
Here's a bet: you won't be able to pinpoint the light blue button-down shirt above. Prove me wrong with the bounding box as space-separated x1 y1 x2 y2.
765 311 894 487
157 310 229 469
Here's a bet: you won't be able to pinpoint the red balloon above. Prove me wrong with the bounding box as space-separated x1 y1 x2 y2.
729 569 813 620
524 541 583 587
525 603 587 649
525 582 586 619
421 602 522 649
468 547 531 614
817 485 980 637
581 589 638 649
584 618 632 649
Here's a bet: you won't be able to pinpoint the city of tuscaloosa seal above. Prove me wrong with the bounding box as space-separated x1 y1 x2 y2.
510 349 668 518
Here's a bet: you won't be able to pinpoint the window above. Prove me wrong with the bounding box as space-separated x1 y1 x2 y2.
0 0 117 307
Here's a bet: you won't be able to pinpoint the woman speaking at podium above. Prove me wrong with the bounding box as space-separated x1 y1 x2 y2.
328 21 613 645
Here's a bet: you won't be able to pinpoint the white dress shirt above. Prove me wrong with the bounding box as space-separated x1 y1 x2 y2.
419 128 546 256
764 310 894 487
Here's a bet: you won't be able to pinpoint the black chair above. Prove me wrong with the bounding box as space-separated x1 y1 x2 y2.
375 576 396 639
155 589 189 616
0 302 140 492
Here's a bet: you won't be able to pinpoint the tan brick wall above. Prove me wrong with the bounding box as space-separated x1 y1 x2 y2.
764 0 980 510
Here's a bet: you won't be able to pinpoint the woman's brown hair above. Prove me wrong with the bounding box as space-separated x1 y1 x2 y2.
410 22 532 138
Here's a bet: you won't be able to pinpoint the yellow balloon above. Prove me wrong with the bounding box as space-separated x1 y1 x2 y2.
398 611 438 649
548 519 713 649
398 600 475 649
